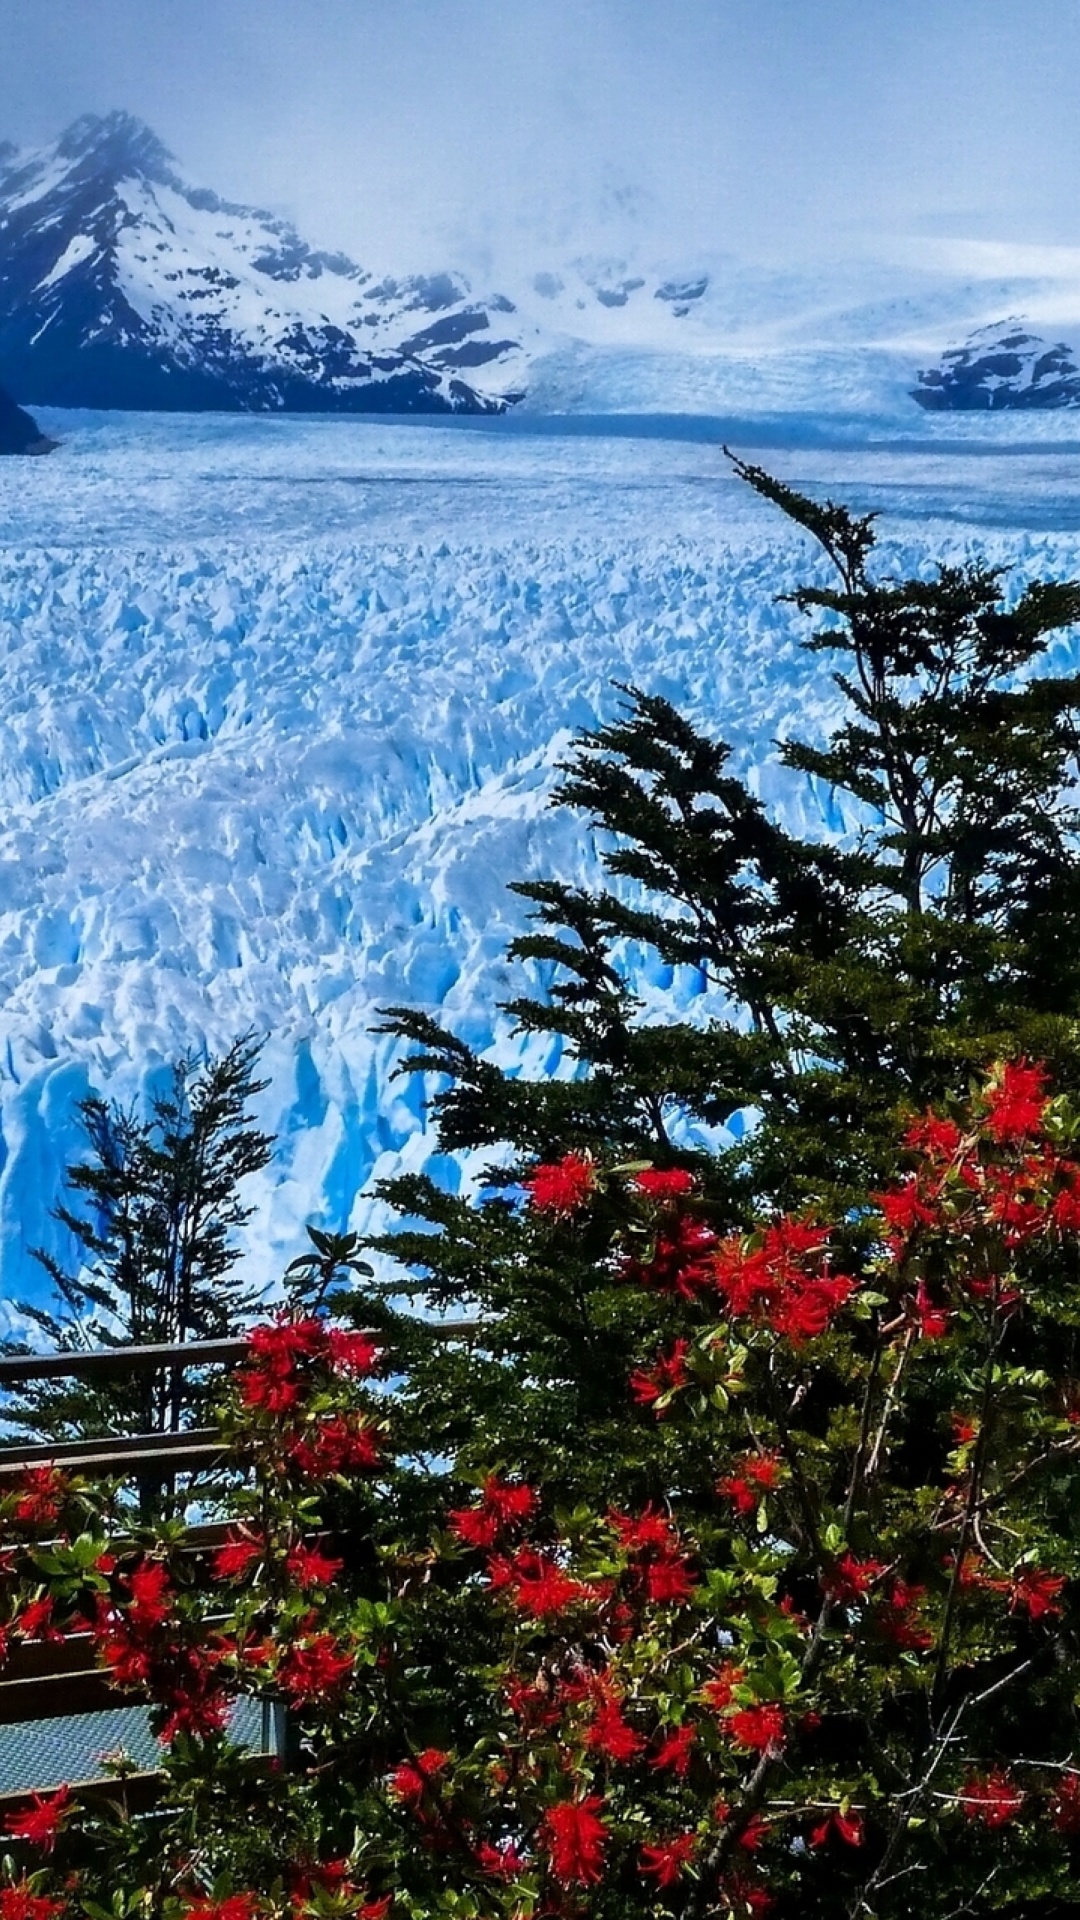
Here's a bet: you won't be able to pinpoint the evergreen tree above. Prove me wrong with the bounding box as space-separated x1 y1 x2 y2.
0 1035 272 1444
359 458 1080 1503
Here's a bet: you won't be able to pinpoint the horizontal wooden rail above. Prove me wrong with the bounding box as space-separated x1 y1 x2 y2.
0 1426 225 1480
0 1336 249 1384
0 1319 481 1388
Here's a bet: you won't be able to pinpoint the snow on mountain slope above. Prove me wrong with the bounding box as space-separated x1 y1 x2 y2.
11 113 1080 421
0 113 525 413
2 411 1080 1325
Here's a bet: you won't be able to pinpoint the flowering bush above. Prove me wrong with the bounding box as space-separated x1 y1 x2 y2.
6 1065 1080 1915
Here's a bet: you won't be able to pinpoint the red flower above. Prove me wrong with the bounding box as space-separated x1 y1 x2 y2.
951 1415 978 1446
876 1579 932 1651
16 1597 62 1644
285 1543 345 1589
389 1748 449 1807
237 1316 330 1413
11 1466 70 1528
984 1061 1048 1143
824 1554 888 1603
630 1338 690 1413
287 1414 381 1478
651 1723 696 1775
903 1113 963 1161
524 1153 596 1214
449 1475 537 1548
487 1549 594 1619
718 1452 783 1514
481 1475 537 1527
4 1784 70 1852
961 1770 1024 1827
913 1280 950 1340
809 1809 864 1848
157 1649 230 1744
642 1554 696 1605
213 1532 264 1582
641 1832 697 1888
609 1506 679 1555
634 1168 696 1201
700 1662 745 1712
124 1560 173 1629
238 1366 301 1414
325 1328 381 1376
1008 1567 1066 1619
712 1219 853 1340
876 1180 937 1238
727 1703 786 1752
277 1629 353 1703
582 1691 645 1764
626 1214 718 1300
247 1318 325 1366
0 1884 66 1920
541 1796 609 1886
475 1841 525 1878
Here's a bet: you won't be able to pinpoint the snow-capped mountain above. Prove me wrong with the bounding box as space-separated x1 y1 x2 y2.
0 112 526 413
913 318 1080 409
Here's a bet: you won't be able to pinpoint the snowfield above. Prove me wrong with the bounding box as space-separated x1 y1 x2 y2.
2 407 1080 1318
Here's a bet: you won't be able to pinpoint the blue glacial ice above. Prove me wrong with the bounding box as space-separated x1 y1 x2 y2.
1 407 1080 1320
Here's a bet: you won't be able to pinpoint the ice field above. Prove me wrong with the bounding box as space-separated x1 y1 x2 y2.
2 405 1080 1316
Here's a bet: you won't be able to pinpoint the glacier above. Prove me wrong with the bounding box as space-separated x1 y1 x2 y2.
2 405 1080 1321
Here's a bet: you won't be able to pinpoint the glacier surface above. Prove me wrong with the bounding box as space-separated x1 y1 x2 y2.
2 406 1080 1319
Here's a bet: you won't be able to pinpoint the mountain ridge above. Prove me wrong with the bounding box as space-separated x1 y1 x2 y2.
0 111 526 413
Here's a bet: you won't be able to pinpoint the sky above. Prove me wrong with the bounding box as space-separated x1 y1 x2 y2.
4 0 1080 277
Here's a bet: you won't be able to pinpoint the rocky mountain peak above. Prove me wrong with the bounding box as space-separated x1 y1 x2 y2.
55 110 176 183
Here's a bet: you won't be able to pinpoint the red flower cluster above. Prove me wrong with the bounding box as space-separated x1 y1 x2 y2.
286 1413 382 1479
275 1619 354 1704
4 1785 70 1853
624 1212 718 1301
487 1548 597 1620
712 1218 855 1341
448 1475 538 1550
237 1315 381 1417
523 1153 596 1215
717 1451 783 1514
609 1507 696 1606
641 1831 698 1887
389 1747 449 1808
651 1722 696 1775
629 1338 690 1413
984 1061 1048 1142
541 1796 609 1886
727 1702 787 1753
92 1562 229 1743
0 1885 66 1920
634 1168 696 1202
581 1676 645 1764
10 1466 70 1529
824 1554 888 1604
809 1809 864 1848
961 1770 1025 1827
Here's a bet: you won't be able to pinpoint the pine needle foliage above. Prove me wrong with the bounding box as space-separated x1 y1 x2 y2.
0 1036 272 1443
362 457 1080 1498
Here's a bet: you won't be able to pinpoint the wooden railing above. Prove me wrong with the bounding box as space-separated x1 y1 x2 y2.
0 1322 477 1802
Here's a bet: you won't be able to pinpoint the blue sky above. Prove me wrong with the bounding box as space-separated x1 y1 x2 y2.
4 0 1080 273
